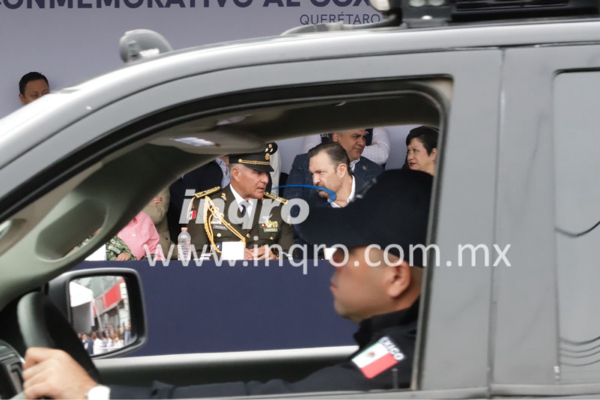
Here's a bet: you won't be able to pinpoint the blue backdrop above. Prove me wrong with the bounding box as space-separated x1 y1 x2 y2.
76 260 356 356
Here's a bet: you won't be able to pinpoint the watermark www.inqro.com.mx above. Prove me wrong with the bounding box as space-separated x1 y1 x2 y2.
144 243 512 275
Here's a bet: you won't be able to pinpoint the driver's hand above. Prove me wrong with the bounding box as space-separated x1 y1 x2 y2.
23 348 97 399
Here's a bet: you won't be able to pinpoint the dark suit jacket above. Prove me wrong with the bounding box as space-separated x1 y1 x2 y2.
167 162 223 243
285 153 382 203
295 176 368 259
187 185 293 256
83 338 94 355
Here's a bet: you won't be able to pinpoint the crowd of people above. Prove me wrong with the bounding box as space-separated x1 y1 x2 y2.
77 323 132 355
18 71 439 262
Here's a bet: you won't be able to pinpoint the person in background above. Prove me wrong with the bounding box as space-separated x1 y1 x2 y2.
302 127 391 166
294 143 367 259
287 129 383 204
105 333 114 353
81 334 94 356
123 322 132 346
113 332 124 349
91 332 104 355
142 188 172 253
113 211 161 261
215 156 231 189
19 72 50 105
267 143 281 196
405 126 438 176
307 143 365 208
188 150 293 260
167 162 223 247
105 236 135 261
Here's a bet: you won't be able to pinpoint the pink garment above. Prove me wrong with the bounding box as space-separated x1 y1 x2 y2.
117 212 160 260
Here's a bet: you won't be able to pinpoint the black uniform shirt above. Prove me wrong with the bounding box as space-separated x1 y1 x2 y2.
109 298 420 399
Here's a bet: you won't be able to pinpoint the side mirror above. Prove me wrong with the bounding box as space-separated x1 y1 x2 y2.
47 268 147 358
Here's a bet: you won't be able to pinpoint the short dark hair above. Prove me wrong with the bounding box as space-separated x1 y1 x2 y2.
19 72 49 95
308 142 351 173
406 126 439 155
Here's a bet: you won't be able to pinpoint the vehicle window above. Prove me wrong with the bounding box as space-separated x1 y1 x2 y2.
117 124 436 357
554 71 600 383
67 85 441 356
3 77 451 395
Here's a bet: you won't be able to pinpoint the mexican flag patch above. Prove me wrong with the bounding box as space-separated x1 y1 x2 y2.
352 336 404 378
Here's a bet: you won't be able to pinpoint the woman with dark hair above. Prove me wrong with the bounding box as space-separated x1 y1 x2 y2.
405 126 439 176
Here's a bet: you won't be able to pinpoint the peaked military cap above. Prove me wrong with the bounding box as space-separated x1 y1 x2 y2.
230 147 274 172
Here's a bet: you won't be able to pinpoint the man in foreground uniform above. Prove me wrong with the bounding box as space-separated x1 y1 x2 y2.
22 169 433 399
187 151 293 260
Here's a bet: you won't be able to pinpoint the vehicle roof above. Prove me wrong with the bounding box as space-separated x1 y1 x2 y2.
2 16 600 173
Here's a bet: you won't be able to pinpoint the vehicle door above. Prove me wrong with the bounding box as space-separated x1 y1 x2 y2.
493 35 600 397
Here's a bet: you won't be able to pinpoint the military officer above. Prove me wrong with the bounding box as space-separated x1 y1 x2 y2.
186 150 293 260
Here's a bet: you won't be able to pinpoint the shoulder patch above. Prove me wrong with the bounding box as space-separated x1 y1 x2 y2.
352 336 404 379
193 186 220 199
264 192 288 204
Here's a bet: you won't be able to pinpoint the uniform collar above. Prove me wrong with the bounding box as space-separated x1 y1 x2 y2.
353 297 420 348
230 184 246 206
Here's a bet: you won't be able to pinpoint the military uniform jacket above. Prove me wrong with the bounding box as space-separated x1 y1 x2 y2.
109 299 419 398
187 185 293 255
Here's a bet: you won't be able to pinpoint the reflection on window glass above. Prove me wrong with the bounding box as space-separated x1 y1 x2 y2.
71 276 131 355
554 72 600 384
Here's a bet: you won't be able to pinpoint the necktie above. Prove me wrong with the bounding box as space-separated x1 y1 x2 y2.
240 202 247 217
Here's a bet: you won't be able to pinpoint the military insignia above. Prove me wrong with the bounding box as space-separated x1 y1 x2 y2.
265 153 270 161
352 336 404 379
362 165 367 171
193 186 220 199
265 142 278 154
221 192 227 201
264 192 288 204
246 233 251 238
261 220 279 233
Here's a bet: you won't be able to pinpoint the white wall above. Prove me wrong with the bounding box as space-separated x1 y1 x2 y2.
1 2 417 174
0 1 381 117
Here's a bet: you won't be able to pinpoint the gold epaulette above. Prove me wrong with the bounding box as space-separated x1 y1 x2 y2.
264 192 288 204
193 186 220 199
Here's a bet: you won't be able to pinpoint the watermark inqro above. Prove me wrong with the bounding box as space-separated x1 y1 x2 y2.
145 243 512 273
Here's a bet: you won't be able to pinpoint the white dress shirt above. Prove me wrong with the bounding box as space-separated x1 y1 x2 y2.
230 184 255 218
331 176 356 208
301 127 391 165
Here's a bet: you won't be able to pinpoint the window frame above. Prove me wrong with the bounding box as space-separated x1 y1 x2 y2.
0 49 502 395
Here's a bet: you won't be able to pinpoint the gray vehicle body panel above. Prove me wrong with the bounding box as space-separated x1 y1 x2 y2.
2 12 600 399
3 18 600 195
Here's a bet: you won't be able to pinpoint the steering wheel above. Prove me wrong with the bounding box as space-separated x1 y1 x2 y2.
14 291 102 396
